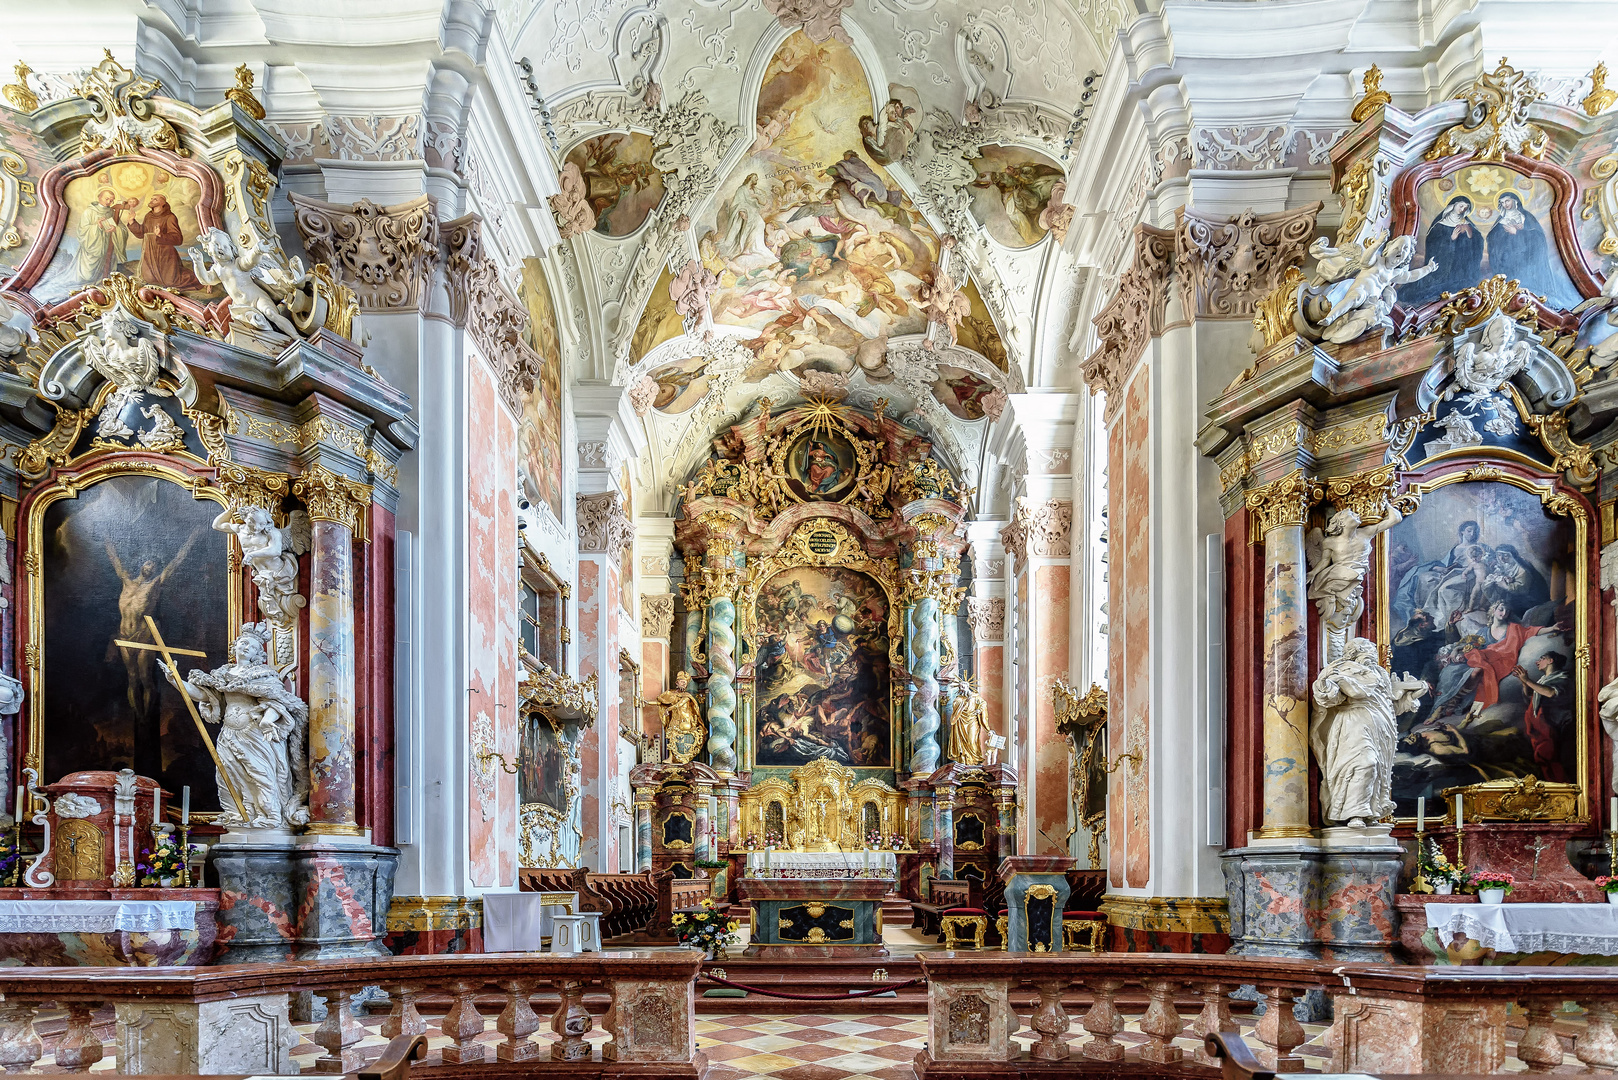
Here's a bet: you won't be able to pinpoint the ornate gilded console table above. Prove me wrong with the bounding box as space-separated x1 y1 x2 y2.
736 877 890 958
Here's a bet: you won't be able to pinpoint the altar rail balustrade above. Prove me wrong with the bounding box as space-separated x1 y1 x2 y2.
0 952 703 1076
917 953 1618 1077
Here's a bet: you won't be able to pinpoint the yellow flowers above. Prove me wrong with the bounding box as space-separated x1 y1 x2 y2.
672 914 686 926
701 898 716 908
727 921 739 932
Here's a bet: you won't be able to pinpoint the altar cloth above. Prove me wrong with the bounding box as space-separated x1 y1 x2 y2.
1426 902 1618 955
745 851 897 879
0 899 196 934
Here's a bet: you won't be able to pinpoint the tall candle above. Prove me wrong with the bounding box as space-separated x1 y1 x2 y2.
153 783 161 823
1455 794 1464 829
1416 796 1425 833
12 785 20 824
1610 795 1616 831
182 786 190 826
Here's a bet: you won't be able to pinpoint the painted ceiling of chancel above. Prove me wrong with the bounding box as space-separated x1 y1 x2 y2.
699 32 945 382
562 132 665 238
630 264 684 367
966 144 1065 249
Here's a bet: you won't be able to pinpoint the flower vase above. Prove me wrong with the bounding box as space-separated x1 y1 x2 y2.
1479 888 1505 904
1607 892 1618 905
159 876 176 889
1434 882 1454 895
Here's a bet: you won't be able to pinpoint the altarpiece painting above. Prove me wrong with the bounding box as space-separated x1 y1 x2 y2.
1382 475 1586 816
33 469 236 810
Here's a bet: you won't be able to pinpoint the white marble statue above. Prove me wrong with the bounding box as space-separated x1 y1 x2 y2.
190 228 302 339
0 293 26 357
82 305 163 392
1305 505 1404 636
0 672 22 716
1310 638 1428 827
212 505 310 630
1305 234 1439 345
163 622 311 830
1452 313 1534 395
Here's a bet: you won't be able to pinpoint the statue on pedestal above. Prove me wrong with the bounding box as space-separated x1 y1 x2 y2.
654 670 707 765
947 676 991 765
213 505 310 631
1311 637 1427 827
1306 506 1403 639
163 622 310 830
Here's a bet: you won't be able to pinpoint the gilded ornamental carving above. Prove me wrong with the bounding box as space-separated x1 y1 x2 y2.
291 463 373 542
1245 469 1323 537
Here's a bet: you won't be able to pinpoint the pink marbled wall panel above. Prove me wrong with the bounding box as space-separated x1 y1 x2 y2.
1033 566 1071 855
976 644 1004 747
578 559 602 868
642 641 667 740
602 561 621 874
1016 572 1030 853
467 360 501 888
495 401 518 886
1107 397 1125 887
1122 368 1152 889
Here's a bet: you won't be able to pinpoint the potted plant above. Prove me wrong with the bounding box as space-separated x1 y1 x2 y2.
139 833 186 888
1596 876 1618 905
671 898 739 960
1422 837 1465 895
1472 870 1514 904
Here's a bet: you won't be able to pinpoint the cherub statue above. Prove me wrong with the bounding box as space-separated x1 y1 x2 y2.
83 305 164 392
212 505 311 630
549 162 596 240
163 622 311 830
0 293 26 358
189 228 301 338
0 671 23 716
1311 637 1427 828
1452 313 1534 395
917 238 971 349
670 259 719 338
1306 503 1404 635
1574 268 1618 370
1304 233 1439 345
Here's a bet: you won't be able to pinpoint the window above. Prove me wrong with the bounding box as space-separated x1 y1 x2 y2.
520 580 542 659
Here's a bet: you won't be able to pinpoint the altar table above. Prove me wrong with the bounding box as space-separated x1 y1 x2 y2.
737 877 890 958
0 895 219 966
744 851 897 879
1426 902 1618 959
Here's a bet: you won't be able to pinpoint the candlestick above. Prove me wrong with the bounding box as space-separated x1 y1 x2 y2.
152 783 160 824
1409 826 1432 894
12 785 20 825
179 822 193 888
1454 793 1463 829
1416 796 1425 834
181 786 190 826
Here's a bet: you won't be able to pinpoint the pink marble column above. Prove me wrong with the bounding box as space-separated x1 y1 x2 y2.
307 517 359 832
1032 566 1071 856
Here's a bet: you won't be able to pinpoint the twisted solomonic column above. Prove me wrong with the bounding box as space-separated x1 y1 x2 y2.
907 571 944 776
702 542 740 775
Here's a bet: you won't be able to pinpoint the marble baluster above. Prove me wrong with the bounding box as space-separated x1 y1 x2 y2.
551 978 593 1061
1574 998 1618 1073
934 795 955 880
1079 978 1125 1061
307 516 361 835
54 1004 103 1072
1139 979 1186 1064
1517 998 1566 1072
382 982 427 1039
694 785 712 863
1253 985 1306 1070
1190 982 1235 1066
441 979 487 1064
907 582 943 775
634 786 655 873
1029 978 1070 1061
495 979 542 1062
312 989 365 1074
1248 472 1321 839
0 999 41 1074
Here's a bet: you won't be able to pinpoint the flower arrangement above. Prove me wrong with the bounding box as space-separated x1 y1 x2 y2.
866 829 882 848
1471 870 1515 894
1422 837 1466 889
0 831 19 884
744 834 759 850
1597 876 1618 894
139 834 186 887
763 829 782 847
671 898 738 956
886 833 906 851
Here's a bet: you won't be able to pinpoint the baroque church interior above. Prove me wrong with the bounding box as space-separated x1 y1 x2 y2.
3 0 1618 1075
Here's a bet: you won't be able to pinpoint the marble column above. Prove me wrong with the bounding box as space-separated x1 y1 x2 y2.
935 794 955 881
694 785 712 863
906 575 943 777
293 464 373 838
702 540 740 775
1245 471 1322 840
633 786 654 874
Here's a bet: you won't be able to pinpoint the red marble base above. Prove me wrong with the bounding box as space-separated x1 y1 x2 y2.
1430 822 1599 902
385 925 484 955
1106 925 1232 954
741 942 889 958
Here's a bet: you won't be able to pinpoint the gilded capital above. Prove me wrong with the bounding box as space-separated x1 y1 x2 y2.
216 462 294 516
292 463 374 541
1322 462 1408 524
1245 470 1322 537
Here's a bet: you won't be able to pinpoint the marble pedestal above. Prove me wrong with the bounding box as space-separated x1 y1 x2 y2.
1222 839 1401 962
998 855 1075 952
209 839 399 963
737 878 889 958
1429 822 1599 902
115 995 299 1075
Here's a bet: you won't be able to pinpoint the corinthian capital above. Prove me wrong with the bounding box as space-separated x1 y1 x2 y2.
577 491 634 556
293 463 374 542
1245 470 1323 537
290 193 441 311
1176 204 1320 320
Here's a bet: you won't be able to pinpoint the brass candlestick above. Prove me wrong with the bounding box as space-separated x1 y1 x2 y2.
1409 828 1433 894
179 822 193 888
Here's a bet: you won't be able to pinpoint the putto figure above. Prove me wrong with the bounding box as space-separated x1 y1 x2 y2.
189 228 302 338
212 504 310 631
163 622 311 830
1303 233 1439 345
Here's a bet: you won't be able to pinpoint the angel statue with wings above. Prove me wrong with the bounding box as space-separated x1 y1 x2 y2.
1307 503 1405 641
213 504 310 633
1302 233 1439 345
163 622 311 831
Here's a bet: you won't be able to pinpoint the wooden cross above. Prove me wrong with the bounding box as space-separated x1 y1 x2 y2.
114 615 249 822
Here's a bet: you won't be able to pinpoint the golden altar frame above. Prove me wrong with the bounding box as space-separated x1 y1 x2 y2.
737 758 906 851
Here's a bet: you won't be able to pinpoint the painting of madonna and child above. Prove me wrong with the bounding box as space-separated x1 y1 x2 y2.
1400 164 1583 310
754 566 892 769
1385 480 1582 816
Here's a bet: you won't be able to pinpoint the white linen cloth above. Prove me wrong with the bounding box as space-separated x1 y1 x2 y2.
1426 902 1618 955
744 851 897 879
482 892 550 952
0 899 195 934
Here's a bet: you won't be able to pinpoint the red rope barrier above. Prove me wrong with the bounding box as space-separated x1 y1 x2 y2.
699 973 924 1000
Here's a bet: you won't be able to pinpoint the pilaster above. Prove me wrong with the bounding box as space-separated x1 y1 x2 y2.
576 490 633 873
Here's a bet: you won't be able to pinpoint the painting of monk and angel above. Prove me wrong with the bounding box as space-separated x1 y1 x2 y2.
753 566 892 769
1384 481 1581 815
